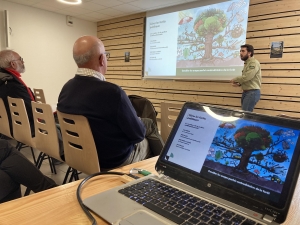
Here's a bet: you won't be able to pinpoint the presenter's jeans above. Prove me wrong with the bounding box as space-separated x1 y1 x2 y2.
241 89 260 112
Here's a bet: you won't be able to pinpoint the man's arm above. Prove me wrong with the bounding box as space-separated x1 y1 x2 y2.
234 61 259 84
117 89 146 143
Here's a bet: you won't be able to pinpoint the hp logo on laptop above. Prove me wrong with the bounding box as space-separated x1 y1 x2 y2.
207 183 212 187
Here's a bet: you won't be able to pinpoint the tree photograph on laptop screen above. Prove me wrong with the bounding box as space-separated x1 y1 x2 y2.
202 120 299 203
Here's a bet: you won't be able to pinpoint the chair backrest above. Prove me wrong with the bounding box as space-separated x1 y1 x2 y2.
0 98 13 139
7 97 35 147
57 110 100 174
32 102 63 161
160 102 183 142
33 88 46 103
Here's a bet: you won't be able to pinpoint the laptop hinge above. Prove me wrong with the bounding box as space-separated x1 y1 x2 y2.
157 171 171 180
157 170 164 175
262 214 274 223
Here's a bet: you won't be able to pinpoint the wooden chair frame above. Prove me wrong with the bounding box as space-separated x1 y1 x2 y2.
57 111 100 183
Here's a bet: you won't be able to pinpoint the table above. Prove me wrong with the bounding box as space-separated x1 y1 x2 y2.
0 156 299 225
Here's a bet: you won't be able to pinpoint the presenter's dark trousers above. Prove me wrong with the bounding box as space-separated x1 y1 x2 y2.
241 89 260 112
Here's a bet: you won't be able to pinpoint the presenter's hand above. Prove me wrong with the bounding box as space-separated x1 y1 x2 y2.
231 83 240 87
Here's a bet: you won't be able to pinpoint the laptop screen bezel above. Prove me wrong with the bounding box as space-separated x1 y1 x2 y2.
156 102 300 223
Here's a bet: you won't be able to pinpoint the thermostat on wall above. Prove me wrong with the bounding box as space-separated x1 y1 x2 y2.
66 15 73 26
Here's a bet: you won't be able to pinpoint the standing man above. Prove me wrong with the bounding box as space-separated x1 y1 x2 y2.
57 36 164 169
230 44 261 112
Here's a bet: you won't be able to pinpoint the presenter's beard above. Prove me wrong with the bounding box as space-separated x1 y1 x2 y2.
240 55 249 61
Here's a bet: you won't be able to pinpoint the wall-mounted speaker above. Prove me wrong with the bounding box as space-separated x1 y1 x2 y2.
4 10 10 48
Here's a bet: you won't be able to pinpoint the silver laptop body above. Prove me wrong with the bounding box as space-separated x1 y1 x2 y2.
84 102 300 225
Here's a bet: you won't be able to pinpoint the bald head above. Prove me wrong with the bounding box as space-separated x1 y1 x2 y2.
73 36 107 74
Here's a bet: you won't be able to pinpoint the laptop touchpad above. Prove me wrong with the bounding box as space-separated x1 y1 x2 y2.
119 210 169 225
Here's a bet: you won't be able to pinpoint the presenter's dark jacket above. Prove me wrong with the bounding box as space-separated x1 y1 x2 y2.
57 75 146 169
232 57 262 91
0 68 34 136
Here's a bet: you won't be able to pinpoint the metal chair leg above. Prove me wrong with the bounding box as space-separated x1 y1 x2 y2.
30 147 37 165
24 187 31 196
48 157 57 174
63 167 72 184
16 142 22 150
36 152 44 168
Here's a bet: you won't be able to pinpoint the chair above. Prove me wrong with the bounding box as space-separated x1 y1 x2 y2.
0 98 13 139
160 102 183 142
128 95 158 126
33 88 46 103
57 110 100 183
7 97 37 165
31 101 64 173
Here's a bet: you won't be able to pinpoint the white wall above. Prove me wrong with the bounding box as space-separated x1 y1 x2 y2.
0 1 97 104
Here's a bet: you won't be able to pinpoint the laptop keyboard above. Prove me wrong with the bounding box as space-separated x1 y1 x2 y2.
118 179 264 225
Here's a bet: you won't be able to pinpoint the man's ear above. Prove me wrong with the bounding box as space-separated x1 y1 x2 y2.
99 54 104 66
10 61 16 69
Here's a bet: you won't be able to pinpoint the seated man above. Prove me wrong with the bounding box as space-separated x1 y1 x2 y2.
57 36 164 169
0 139 57 203
0 50 35 135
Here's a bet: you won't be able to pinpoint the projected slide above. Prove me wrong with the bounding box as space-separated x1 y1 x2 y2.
144 0 250 80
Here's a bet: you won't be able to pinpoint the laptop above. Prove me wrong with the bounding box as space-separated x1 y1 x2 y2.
83 102 300 225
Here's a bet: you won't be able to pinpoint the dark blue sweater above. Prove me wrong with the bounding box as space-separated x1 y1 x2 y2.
57 75 145 169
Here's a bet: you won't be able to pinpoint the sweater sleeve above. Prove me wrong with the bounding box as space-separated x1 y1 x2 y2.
117 88 146 144
234 61 260 84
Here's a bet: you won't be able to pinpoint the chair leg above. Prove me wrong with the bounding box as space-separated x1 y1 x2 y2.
24 187 31 196
30 147 37 165
48 157 57 174
69 169 80 183
69 170 75 183
16 142 22 150
63 167 72 184
36 152 44 169
47 156 54 173
74 170 79 181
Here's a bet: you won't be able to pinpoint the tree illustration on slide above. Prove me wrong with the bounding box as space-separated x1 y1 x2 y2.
193 8 227 59
233 126 272 172
212 125 293 182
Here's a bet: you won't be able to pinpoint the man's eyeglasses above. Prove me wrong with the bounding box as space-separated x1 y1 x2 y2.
11 57 24 63
101 52 110 60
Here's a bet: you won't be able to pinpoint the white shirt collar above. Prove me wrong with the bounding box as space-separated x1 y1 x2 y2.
76 68 106 81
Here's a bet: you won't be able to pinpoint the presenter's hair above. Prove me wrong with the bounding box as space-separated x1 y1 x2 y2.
73 43 98 66
0 50 15 68
241 44 254 57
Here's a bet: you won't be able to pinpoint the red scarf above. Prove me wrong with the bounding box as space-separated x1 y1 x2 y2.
5 68 35 101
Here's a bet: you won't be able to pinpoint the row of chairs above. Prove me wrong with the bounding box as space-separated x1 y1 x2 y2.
0 97 100 185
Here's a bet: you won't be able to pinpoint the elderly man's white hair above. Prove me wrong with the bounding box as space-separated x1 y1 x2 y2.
0 50 15 68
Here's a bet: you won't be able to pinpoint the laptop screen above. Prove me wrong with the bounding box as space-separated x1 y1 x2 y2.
157 102 300 221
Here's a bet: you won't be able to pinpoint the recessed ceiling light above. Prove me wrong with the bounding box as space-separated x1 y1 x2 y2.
57 0 82 5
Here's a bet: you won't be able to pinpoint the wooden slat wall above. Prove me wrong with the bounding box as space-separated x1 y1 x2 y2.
97 0 300 119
